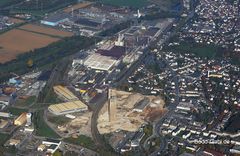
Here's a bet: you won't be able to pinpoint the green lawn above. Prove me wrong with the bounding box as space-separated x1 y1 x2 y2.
98 0 148 8
15 96 36 107
0 133 9 145
11 0 77 16
165 41 224 58
64 135 117 155
64 135 96 150
44 89 62 104
48 115 71 125
6 107 28 116
34 110 59 138
141 124 153 145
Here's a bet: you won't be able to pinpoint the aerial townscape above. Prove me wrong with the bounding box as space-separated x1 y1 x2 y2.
0 0 239 156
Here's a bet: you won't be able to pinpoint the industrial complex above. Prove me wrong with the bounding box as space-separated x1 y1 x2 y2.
1 0 238 155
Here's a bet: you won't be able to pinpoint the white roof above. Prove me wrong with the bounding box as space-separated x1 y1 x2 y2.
84 54 117 71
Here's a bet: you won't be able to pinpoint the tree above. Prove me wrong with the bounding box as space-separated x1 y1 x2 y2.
27 59 33 68
53 150 62 156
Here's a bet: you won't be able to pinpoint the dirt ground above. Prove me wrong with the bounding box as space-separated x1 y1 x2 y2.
9 18 25 24
52 112 93 138
97 89 166 134
0 29 59 63
19 24 73 37
64 2 93 13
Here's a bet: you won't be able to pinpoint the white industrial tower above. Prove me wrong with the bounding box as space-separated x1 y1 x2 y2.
26 113 32 126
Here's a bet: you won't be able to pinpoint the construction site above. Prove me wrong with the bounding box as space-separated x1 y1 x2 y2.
46 85 92 138
97 89 166 134
47 111 92 138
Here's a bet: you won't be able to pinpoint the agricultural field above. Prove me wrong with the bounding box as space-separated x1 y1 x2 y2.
0 24 73 63
97 0 148 8
64 2 93 13
12 0 77 15
0 29 59 63
19 24 73 38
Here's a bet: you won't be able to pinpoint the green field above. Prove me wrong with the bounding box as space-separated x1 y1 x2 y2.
6 107 28 116
165 41 224 58
48 115 71 125
64 135 96 150
0 133 9 145
15 96 36 107
34 110 59 138
98 0 148 8
11 0 77 16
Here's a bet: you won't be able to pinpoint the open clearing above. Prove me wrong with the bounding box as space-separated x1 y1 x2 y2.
19 24 73 37
0 29 59 63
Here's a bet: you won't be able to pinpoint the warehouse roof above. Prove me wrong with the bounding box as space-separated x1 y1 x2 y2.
133 97 150 111
42 13 70 23
48 101 88 115
53 85 78 101
75 18 101 27
96 46 125 59
84 53 117 71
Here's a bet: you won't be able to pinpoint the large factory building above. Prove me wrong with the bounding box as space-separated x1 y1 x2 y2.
48 100 88 115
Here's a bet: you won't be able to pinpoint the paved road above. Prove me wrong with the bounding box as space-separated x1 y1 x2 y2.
90 93 113 149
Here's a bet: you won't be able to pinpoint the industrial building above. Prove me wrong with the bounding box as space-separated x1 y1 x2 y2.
42 138 61 154
133 97 150 113
40 13 70 26
0 96 11 108
0 119 8 129
96 46 126 60
14 113 27 126
53 85 79 101
9 139 21 146
130 129 145 147
84 53 118 71
48 100 88 115
0 112 12 118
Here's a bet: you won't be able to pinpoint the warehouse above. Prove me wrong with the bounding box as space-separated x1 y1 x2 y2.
53 85 79 101
84 53 118 71
96 46 126 60
48 100 88 115
14 113 27 126
41 13 70 26
133 97 150 113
